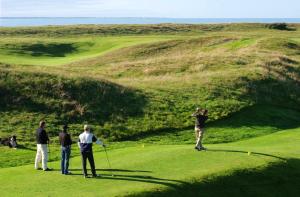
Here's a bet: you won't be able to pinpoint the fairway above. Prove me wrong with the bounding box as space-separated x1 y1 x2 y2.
1 128 300 197
0 35 182 65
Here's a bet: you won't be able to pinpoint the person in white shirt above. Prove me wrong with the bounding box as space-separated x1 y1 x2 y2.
10 136 17 149
78 124 105 178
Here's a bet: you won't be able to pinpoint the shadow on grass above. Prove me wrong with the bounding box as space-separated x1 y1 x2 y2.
209 105 300 131
96 174 186 188
69 168 152 173
128 159 300 197
0 70 148 125
7 43 79 57
64 168 186 188
207 149 286 160
17 144 36 151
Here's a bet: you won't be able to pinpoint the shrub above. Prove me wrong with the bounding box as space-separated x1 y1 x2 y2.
266 23 293 31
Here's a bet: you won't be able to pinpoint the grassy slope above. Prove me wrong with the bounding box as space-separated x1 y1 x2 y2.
1 24 299 142
0 127 299 197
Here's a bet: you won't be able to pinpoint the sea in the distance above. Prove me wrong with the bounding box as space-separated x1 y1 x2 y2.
1 17 300 27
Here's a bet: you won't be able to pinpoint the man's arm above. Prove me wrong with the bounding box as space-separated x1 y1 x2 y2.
191 110 200 117
92 135 105 146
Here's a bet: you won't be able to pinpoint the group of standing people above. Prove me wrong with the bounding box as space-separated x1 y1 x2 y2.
34 121 105 178
34 107 208 177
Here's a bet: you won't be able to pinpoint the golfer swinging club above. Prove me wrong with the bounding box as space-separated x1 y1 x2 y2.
78 124 106 178
192 107 209 151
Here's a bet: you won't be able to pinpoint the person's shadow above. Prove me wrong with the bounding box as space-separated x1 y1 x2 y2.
65 168 186 188
69 168 152 173
206 149 286 160
95 173 186 188
17 144 36 151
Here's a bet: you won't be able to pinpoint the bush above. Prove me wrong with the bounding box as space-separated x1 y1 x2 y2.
266 23 293 31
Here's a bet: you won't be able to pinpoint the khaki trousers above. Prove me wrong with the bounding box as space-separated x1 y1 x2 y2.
195 127 205 148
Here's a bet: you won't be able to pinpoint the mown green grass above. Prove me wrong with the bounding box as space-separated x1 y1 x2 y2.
0 127 299 197
0 35 183 65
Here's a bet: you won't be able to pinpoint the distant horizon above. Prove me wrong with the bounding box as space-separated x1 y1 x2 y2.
2 17 300 27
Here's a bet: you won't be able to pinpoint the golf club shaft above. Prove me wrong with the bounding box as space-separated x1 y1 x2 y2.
104 147 113 175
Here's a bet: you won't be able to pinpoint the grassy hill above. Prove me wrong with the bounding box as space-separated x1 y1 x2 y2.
0 23 300 196
1 23 299 142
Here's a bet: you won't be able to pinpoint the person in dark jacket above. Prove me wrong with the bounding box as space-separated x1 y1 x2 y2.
192 108 209 151
0 135 17 148
35 121 51 171
59 124 72 175
78 125 105 178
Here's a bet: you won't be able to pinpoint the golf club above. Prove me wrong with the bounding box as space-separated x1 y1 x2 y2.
103 146 114 177
47 143 51 169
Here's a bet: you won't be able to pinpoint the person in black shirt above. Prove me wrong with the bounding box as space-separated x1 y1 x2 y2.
59 124 72 175
192 108 208 151
35 121 51 171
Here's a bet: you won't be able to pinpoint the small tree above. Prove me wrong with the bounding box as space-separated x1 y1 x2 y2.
267 23 291 31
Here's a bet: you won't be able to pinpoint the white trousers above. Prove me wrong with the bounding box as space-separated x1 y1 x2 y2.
35 144 48 170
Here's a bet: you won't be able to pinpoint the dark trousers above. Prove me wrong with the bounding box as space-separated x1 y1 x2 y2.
81 151 96 176
61 146 71 174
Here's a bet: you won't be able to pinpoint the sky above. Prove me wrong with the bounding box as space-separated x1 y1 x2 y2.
1 0 300 18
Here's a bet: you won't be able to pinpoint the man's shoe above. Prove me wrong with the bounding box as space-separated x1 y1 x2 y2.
92 174 100 178
194 146 201 151
43 168 52 171
84 175 90 179
35 167 42 170
64 172 72 175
